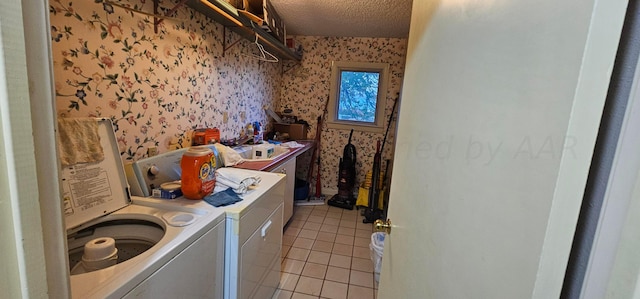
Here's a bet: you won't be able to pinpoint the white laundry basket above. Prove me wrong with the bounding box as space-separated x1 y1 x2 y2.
370 232 386 283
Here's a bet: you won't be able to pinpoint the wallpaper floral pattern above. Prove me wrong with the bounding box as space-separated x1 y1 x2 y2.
49 0 408 194
50 0 281 161
281 36 407 193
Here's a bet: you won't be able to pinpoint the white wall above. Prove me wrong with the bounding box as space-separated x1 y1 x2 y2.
378 0 627 298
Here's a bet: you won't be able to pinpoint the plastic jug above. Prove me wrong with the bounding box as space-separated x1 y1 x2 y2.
181 146 215 199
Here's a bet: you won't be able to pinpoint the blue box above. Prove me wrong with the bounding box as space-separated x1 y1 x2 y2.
151 188 183 199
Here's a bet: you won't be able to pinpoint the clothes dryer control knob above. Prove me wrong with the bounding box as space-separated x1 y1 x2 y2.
148 165 160 177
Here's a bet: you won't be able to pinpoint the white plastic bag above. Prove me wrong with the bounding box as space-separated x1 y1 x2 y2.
213 143 245 166
370 232 386 283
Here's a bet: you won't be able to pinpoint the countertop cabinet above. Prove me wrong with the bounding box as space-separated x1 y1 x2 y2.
271 157 295 227
232 142 313 227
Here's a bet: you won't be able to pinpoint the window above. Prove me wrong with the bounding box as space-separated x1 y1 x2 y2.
327 61 389 133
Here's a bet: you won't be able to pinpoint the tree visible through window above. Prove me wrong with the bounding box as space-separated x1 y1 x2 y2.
338 71 380 123
328 61 389 133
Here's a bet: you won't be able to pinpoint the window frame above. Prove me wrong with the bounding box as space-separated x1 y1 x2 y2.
326 61 390 133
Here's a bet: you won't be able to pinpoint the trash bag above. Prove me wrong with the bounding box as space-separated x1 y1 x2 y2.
370 232 386 283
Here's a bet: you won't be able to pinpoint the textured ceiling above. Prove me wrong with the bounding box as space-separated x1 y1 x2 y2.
269 0 413 38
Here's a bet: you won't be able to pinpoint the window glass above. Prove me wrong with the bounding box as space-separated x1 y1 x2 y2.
327 61 389 133
337 71 380 123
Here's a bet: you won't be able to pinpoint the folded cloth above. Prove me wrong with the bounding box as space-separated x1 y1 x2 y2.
213 143 245 167
215 167 261 194
57 118 104 167
203 188 243 207
281 141 305 148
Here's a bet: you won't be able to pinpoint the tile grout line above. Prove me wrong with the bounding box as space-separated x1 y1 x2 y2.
278 205 376 299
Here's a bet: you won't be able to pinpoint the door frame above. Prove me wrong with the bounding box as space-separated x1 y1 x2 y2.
2 0 68 297
574 1 640 296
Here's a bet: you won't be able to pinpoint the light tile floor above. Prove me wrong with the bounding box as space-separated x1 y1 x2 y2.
272 204 377 299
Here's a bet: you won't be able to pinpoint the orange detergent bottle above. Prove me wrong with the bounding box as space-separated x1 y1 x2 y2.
180 146 216 200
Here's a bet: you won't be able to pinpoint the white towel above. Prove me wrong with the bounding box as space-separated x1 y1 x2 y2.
281 141 305 148
215 168 261 194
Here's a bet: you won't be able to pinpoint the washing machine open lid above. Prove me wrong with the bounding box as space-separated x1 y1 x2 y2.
60 118 131 231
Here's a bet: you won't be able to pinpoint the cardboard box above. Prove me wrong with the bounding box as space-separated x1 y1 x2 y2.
274 123 308 140
223 0 243 9
244 0 286 43
286 38 303 56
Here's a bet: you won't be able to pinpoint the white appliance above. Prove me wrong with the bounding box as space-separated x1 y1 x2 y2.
222 169 284 299
130 152 286 299
125 148 187 197
62 119 226 299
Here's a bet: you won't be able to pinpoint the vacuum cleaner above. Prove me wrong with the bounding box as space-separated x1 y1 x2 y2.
328 129 356 210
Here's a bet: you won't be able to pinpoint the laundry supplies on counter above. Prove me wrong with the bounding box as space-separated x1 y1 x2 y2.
280 141 305 148
181 146 217 200
151 181 183 199
251 143 275 159
192 128 220 145
203 188 243 207
213 143 245 167
214 167 261 194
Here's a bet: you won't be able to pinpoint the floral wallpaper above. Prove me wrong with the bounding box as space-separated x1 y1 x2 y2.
49 0 408 195
49 0 281 161
280 36 407 194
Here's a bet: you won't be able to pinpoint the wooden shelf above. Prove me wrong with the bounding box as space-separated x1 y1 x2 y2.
187 0 302 61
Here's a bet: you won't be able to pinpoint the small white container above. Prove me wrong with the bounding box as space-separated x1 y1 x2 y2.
252 144 275 159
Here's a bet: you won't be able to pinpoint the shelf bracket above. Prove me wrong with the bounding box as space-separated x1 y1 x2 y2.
105 1 186 34
222 27 244 57
153 0 189 33
282 61 299 74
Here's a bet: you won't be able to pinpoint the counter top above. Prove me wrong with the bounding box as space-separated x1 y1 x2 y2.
232 140 314 172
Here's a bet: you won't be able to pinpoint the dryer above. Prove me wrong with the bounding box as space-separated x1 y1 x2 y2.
61 119 226 298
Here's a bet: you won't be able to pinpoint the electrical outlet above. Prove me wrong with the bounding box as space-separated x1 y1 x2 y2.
240 111 246 122
223 112 229 123
147 147 158 157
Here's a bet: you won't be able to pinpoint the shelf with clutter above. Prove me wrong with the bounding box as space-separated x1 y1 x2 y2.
104 0 301 61
186 0 302 61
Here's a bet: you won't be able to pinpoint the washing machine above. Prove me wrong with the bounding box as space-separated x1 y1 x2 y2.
61 118 226 299
129 151 286 299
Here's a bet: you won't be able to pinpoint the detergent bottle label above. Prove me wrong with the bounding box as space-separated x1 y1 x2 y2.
199 161 215 194
181 146 215 200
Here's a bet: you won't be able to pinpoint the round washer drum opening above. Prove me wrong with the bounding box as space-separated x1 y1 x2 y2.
67 219 165 274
